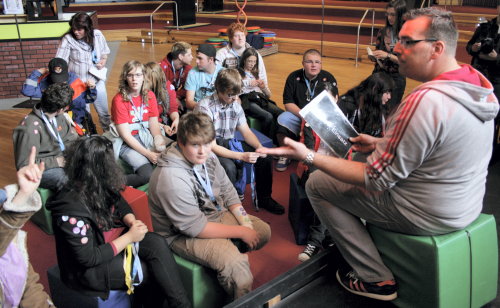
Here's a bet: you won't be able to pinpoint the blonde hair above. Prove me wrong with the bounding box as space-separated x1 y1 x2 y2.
144 62 169 112
170 41 192 60
118 60 149 104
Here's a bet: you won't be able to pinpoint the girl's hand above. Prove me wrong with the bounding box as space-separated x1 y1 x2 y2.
127 220 147 243
240 226 258 250
249 80 260 87
372 50 389 59
147 151 161 164
170 118 179 135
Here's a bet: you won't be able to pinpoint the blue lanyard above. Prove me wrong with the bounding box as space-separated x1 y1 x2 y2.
230 48 241 65
206 69 218 90
193 164 221 211
304 72 318 101
41 112 65 151
131 242 143 286
170 61 183 89
128 95 145 123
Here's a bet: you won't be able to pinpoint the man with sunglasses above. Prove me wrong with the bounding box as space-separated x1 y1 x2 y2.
257 8 499 301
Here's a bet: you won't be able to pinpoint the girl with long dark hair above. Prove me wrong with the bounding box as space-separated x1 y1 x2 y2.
338 72 395 138
238 48 283 142
56 12 111 131
47 136 191 308
370 0 407 107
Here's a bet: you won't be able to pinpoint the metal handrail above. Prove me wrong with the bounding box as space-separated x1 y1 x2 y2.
150 1 179 45
420 0 432 8
355 8 375 67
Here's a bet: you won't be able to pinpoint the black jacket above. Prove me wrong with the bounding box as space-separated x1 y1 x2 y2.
466 17 500 78
47 188 133 299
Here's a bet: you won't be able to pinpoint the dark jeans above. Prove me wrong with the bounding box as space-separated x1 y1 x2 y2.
216 139 273 200
108 232 191 308
246 102 283 144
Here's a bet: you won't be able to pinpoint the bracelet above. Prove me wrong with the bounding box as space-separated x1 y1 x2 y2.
386 52 391 60
303 151 315 166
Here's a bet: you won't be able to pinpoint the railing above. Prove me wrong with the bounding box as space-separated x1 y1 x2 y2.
150 1 179 45
355 8 375 67
420 0 432 8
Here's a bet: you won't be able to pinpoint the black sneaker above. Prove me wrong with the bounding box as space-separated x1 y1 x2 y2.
298 244 320 262
336 267 397 301
259 198 285 215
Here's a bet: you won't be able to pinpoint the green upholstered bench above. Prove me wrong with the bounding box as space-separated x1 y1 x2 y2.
173 254 227 308
367 213 498 308
247 116 262 132
30 188 55 234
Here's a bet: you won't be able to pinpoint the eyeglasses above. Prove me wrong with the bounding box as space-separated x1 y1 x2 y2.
126 73 143 79
303 60 322 65
397 38 438 48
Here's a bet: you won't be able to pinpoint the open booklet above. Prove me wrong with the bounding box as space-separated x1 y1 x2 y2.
299 90 359 158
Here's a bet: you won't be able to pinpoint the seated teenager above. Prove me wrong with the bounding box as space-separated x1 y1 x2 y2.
195 69 285 215
184 44 223 110
47 136 191 308
160 41 193 112
13 83 78 192
144 62 180 138
21 57 97 135
238 47 283 143
110 60 167 187
0 146 55 308
148 112 271 301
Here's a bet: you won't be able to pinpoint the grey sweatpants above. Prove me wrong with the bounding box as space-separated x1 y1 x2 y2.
306 170 438 283
170 212 271 300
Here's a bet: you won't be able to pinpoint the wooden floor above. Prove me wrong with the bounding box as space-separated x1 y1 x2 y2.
0 32 420 188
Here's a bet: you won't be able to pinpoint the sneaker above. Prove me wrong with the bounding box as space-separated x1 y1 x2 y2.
336 267 397 301
298 244 320 262
259 198 285 215
275 157 290 172
238 194 245 201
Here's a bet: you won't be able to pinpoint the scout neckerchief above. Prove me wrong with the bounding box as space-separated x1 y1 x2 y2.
193 163 222 211
303 70 318 102
41 111 65 151
170 60 184 89
124 242 143 294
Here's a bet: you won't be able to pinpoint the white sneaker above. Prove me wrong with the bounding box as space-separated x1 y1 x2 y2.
275 157 290 172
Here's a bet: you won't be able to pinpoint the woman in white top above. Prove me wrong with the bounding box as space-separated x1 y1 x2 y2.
56 12 111 131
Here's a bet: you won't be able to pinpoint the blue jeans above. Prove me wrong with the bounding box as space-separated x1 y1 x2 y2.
86 80 110 131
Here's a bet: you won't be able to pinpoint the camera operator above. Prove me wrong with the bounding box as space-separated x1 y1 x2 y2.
466 2 500 163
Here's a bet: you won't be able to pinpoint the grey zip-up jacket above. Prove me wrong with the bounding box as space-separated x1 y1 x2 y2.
148 143 240 244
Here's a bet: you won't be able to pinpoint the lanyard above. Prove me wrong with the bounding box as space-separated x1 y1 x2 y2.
131 243 143 286
207 69 217 89
304 72 318 102
128 95 145 124
170 61 183 89
41 112 65 151
230 48 241 65
193 164 222 211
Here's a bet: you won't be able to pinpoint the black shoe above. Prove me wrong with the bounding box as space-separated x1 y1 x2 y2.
298 244 320 262
259 198 285 215
336 267 397 301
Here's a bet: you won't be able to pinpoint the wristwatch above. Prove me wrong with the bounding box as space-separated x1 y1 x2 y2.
303 151 315 166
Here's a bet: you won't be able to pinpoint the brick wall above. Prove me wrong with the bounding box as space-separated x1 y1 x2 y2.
0 38 60 99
